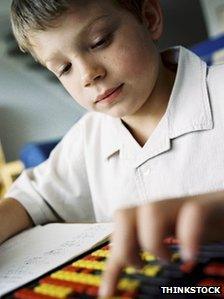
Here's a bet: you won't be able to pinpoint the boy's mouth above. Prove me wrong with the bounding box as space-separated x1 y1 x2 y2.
95 83 124 103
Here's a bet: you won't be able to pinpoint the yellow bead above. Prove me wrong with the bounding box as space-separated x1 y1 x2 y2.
34 283 72 298
125 267 138 274
142 265 161 277
91 249 109 258
52 271 102 286
141 252 156 262
118 278 139 291
72 260 106 270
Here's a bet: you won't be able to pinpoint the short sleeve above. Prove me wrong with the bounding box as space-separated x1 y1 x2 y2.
5 117 95 225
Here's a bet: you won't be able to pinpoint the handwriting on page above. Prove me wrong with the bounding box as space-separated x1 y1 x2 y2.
0 223 113 297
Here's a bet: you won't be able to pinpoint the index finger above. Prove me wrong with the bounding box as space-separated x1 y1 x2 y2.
99 207 142 297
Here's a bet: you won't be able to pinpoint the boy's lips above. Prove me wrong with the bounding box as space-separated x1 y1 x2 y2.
95 84 124 104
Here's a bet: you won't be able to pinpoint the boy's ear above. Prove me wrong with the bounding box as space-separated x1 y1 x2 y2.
141 0 163 41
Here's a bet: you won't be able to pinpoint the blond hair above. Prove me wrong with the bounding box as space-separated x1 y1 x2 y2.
11 0 143 54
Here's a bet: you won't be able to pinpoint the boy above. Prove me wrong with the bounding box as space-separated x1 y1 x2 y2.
1 0 224 296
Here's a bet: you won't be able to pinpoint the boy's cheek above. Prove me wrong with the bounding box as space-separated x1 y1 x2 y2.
61 82 87 107
115 43 158 78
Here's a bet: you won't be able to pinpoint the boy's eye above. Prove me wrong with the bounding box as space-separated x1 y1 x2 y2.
91 33 112 50
59 63 72 77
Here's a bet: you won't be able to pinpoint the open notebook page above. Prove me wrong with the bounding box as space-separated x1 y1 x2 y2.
0 223 113 297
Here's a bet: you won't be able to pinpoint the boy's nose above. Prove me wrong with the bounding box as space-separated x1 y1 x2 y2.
80 61 106 88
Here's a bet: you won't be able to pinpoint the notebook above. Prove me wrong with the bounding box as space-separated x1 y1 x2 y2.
0 223 113 297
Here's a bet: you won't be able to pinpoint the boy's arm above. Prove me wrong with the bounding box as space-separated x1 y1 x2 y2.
0 198 33 244
99 190 224 297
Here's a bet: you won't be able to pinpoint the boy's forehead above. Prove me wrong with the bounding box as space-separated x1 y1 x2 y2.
30 0 121 64
36 0 120 36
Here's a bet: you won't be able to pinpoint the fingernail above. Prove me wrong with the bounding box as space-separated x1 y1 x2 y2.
181 248 194 262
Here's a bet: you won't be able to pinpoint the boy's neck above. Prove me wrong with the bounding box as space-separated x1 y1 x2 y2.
121 61 176 147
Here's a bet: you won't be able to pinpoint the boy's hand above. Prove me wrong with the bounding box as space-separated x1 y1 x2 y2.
99 191 224 297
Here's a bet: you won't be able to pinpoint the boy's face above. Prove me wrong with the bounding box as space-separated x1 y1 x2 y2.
31 0 162 119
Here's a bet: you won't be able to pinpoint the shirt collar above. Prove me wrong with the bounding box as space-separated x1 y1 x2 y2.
166 46 213 139
102 46 213 160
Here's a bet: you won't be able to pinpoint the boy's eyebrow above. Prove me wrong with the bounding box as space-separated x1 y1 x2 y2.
42 14 110 65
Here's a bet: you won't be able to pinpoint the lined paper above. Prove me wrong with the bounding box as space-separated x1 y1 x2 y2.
0 223 113 297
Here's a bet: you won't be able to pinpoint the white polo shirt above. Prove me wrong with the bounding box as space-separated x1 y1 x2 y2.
6 46 224 224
